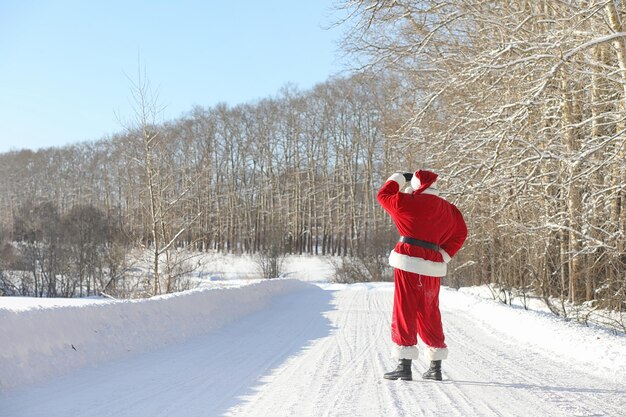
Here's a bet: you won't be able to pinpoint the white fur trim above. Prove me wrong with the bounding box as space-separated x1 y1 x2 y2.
392 344 420 360
439 249 451 263
401 185 414 194
389 250 447 277
386 172 406 187
410 174 420 190
421 187 440 196
424 346 448 361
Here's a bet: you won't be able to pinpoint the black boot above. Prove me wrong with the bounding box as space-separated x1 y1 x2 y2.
384 359 412 381
422 360 442 381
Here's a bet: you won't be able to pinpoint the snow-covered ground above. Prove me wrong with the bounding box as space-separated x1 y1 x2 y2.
1 255 625 416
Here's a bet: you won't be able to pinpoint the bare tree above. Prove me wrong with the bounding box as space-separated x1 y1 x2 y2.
121 68 204 295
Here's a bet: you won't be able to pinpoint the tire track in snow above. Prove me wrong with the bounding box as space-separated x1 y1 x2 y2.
318 290 388 417
229 285 626 417
441 308 625 417
228 287 397 417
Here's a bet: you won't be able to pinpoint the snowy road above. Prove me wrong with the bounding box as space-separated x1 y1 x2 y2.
2 283 625 417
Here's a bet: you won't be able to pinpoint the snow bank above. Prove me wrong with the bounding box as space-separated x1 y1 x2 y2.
441 287 626 385
0 296 109 312
0 279 310 390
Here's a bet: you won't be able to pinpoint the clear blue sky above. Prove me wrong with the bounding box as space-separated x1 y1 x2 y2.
0 0 348 153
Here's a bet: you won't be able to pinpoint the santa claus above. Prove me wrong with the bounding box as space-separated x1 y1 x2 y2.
377 169 467 381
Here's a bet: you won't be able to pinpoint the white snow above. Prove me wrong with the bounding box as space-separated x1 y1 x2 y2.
0 295 109 312
191 252 335 284
0 278 312 390
1 255 625 416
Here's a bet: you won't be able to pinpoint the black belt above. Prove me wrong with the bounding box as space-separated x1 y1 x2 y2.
399 236 440 251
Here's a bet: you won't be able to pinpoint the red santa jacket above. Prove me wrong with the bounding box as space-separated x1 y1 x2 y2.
377 171 467 277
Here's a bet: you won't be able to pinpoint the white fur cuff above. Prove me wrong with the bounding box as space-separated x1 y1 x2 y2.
424 346 448 361
392 344 420 360
386 173 406 188
439 249 452 263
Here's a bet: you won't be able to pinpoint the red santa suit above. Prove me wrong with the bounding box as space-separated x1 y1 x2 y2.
377 170 467 362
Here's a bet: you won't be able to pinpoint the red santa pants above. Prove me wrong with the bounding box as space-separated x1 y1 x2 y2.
391 268 446 349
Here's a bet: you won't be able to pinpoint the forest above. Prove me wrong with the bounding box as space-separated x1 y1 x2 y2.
0 1 624 328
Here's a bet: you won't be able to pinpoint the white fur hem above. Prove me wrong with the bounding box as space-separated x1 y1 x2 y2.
424 346 448 361
389 250 447 277
439 249 451 263
386 173 406 188
392 344 420 360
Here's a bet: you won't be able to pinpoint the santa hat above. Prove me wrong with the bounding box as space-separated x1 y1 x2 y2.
410 170 438 194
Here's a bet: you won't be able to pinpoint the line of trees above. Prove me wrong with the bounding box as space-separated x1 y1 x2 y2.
339 0 626 315
0 74 411 296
